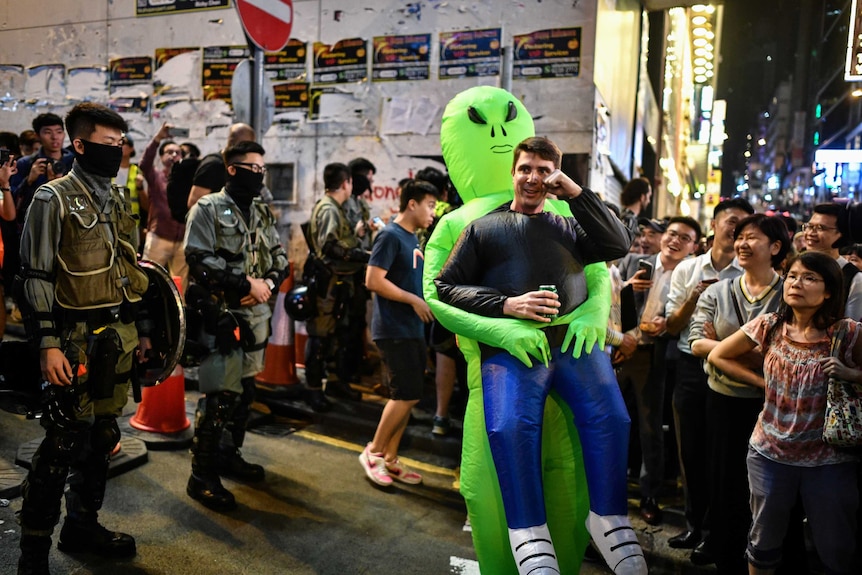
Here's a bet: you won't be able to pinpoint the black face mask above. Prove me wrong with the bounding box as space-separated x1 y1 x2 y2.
74 139 123 178
226 168 264 204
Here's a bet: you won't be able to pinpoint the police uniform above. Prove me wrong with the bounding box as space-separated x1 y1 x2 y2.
17 162 150 568
305 194 367 409
183 189 287 510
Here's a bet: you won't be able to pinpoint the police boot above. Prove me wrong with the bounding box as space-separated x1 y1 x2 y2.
304 337 332 412
218 379 265 482
57 516 136 558
59 418 135 559
18 535 51 575
188 394 237 511
325 341 361 401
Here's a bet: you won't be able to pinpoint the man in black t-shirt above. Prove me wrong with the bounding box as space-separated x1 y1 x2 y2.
187 123 255 209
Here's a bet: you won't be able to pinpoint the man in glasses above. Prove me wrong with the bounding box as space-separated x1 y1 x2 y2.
802 203 862 320
183 140 287 511
16 102 153 574
140 123 188 289
616 216 701 526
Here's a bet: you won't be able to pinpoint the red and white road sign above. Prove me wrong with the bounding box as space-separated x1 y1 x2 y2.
235 0 293 52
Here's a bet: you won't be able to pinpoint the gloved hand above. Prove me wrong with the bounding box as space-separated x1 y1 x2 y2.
562 263 612 359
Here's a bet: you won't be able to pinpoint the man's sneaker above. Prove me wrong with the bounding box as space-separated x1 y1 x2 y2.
359 444 392 486
431 416 451 436
385 458 423 484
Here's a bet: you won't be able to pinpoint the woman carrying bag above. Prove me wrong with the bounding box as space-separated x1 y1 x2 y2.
709 250 862 575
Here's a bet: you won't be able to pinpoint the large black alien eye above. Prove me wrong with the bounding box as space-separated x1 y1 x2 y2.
505 101 518 122
467 106 487 125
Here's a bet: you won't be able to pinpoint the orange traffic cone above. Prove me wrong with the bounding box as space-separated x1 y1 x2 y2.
255 267 300 389
129 365 191 434
126 275 192 447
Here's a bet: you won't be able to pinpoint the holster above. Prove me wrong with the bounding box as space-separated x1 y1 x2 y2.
303 252 333 301
86 327 121 400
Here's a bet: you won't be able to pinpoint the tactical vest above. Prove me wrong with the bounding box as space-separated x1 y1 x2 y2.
42 172 149 310
209 192 280 278
309 195 362 274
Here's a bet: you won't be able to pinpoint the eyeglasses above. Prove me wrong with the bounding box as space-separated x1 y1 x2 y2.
665 230 695 244
801 223 837 233
232 162 267 175
785 273 824 286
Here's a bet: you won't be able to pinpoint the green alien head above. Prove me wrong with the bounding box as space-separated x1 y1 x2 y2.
440 86 535 203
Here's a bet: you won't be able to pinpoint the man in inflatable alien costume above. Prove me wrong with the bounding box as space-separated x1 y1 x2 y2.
423 86 647 575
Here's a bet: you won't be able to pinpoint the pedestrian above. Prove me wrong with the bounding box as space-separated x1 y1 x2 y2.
15 102 152 575
708 250 861 575
688 214 789 573
359 180 438 487
435 136 645 574
183 140 288 511
0 148 18 340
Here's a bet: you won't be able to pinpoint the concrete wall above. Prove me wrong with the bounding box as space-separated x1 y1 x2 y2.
0 0 642 261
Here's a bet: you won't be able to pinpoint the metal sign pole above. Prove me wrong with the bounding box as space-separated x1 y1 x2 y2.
251 45 266 136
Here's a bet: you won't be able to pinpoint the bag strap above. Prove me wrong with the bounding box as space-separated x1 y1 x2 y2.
729 278 745 326
830 322 849 359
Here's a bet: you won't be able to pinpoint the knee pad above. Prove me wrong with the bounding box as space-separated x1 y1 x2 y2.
89 417 121 454
199 391 240 429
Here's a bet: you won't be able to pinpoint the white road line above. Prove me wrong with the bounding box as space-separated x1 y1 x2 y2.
450 556 480 574
242 0 292 24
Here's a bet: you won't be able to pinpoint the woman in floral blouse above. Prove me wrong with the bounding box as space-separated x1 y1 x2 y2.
709 251 862 575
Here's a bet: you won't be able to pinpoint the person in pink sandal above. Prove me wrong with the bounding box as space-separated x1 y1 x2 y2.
360 180 439 487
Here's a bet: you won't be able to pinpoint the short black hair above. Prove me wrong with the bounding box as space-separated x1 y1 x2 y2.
400 180 439 212
348 157 376 177
713 197 754 219
223 140 265 166
812 202 843 219
64 103 127 141
734 214 791 269
32 113 64 133
158 140 177 156
19 129 38 147
324 162 351 192
415 166 449 195
667 216 703 242
621 177 651 207
181 142 201 159
840 243 862 259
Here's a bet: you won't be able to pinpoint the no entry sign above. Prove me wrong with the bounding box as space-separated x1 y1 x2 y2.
235 0 293 52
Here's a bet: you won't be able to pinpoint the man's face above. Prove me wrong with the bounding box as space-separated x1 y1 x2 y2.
803 213 842 253
660 222 698 263
73 124 124 154
640 227 662 254
39 125 65 155
160 142 182 170
641 189 652 211
846 252 862 271
511 151 555 214
712 207 748 251
409 194 437 229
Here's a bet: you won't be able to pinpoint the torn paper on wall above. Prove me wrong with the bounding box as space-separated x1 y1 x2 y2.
381 95 439 135
0 65 25 111
66 67 109 103
153 50 202 102
26 64 66 106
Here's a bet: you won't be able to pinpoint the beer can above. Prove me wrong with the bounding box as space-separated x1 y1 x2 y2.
539 284 557 318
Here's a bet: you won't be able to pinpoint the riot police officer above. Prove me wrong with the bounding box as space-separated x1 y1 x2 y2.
303 163 369 412
183 140 287 511
16 103 152 575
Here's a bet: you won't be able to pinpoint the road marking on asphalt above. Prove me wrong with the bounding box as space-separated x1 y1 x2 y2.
450 556 480 574
296 429 459 478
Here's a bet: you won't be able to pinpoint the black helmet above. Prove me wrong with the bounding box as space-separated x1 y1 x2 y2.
284 285 315 321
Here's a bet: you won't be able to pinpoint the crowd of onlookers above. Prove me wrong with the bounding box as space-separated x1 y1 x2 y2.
4 114 862 573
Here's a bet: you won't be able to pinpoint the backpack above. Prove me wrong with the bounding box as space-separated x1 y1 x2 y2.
166 157 201 222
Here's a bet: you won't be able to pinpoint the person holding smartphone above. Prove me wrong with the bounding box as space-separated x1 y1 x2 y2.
0 148 18 340
615 216 702 526
661 198 754 559
140 123 188 289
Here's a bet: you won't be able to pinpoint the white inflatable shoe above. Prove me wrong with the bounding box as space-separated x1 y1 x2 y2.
508 524 561 575
585 511 648 575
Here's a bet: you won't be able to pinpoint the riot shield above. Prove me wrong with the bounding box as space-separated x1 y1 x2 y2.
137 260 186 386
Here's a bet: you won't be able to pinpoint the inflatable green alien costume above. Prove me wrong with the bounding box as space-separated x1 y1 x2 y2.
423 86 642 574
